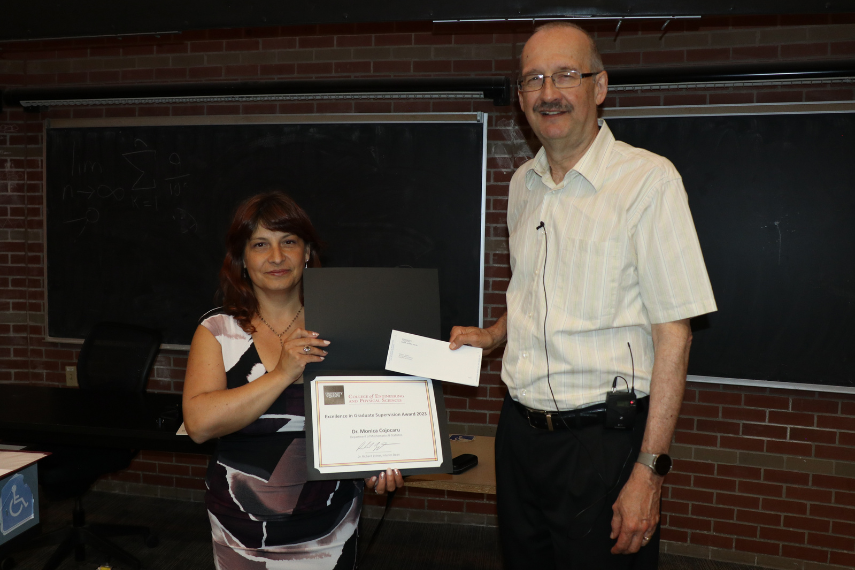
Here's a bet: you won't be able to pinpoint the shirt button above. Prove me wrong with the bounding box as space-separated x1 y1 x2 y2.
528 312 533 317
522 352 528 358
522 389 527 396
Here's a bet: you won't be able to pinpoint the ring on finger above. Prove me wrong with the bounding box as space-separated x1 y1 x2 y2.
303 346 311 354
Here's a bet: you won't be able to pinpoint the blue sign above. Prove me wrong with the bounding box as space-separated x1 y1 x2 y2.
1 473 35 536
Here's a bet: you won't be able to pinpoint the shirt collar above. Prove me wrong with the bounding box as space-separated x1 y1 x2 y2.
527 119 615 193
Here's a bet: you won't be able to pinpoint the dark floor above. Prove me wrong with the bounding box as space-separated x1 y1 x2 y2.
3 491 761 570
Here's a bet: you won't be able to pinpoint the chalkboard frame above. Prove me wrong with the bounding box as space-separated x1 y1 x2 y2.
603 101 855 395
43 112 488 350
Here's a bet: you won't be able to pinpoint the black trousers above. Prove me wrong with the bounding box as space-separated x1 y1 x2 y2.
495 394 660 570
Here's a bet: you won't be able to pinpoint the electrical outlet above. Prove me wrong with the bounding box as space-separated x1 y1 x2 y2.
65 366 78 387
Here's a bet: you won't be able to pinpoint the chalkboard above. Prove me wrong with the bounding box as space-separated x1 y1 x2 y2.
607 108 855 390
45 115 486 347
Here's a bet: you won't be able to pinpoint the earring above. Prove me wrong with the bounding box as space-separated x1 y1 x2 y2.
304 259 309 269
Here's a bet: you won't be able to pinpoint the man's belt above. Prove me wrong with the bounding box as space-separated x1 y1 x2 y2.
513 397 649 431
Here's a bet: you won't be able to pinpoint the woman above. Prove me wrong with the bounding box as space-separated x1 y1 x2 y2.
183 191 402 569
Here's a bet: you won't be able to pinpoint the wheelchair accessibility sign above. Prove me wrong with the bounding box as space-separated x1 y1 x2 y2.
1 473 35 535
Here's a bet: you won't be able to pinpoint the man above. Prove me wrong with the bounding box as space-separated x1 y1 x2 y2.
449 22 717 569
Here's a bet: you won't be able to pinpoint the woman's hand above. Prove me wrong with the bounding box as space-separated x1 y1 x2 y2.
364 468 404 496
274 328 330 382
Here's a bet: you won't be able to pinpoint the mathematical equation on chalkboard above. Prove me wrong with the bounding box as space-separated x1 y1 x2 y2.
58 137 198 238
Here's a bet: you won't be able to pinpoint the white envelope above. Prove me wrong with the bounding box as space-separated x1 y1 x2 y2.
385 330 482 386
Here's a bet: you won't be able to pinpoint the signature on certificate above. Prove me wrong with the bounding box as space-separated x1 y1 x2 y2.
357 440 401 452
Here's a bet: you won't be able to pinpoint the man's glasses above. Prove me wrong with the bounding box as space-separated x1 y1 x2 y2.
517 70 601 92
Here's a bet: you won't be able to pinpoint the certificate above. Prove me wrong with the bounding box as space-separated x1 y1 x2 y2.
309 376 445 476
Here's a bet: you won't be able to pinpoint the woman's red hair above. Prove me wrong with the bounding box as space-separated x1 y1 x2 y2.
219 192 321 334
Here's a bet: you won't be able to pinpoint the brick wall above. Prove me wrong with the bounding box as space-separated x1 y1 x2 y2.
1 15 854 570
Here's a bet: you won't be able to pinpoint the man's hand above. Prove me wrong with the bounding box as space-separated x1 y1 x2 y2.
448 313 508 356
610 463 662 554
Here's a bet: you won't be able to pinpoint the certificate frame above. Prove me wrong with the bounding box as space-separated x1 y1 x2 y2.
304 370 453 480
303 267 453 481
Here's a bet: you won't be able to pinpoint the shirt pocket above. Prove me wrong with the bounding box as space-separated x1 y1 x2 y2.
551 236 621 327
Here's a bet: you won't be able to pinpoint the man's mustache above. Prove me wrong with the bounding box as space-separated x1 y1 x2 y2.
532 102 574 113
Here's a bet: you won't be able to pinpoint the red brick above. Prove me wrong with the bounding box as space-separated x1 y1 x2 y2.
662 499 690 516
807 532 854 551
453 60 494 73
693 475 737 492
413 60 453 73
815 444 854 461
714 520 757 538
768 410 815 427
188 67 223 79
696 390 740 405
791 397 838 414
224 39 259 52
696 419 741 435
817 414 855 431
833 520 855 537
831 41 855 56
759 526 805 544
686 48 731 62
742 422 787 439
690 532 733 549
680 402 720 418
465 501 497 515
783 515 828 533
731 46 779 60
720 405 766 422
764 469 810 486
374 34 414 47
789 426 837 444
717 464 762 480
189 41 224 53
668 515 711 532
691 503 734 521
830 551 855 567
744 393 789 410
673 431 718 447
641 51 686 65
813 474 855 492
372 60 412 73
296 62 333 75
709 93 755 105
716 492 761 510
336 35 373 48
735 538 779 556
756 90 805 104
762 498 808 516
782 544 829 563
766 439 812 457
298 36 335 49
334 61 371 74
780 43 829 59
673 460 716 476
426 498 465 512
811 503 855 521
660 527 688 542
739 480 784 498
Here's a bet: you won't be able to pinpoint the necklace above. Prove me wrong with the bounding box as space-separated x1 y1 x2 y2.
257 305 303 343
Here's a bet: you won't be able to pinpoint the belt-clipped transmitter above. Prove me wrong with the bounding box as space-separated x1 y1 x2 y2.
605 342 638 430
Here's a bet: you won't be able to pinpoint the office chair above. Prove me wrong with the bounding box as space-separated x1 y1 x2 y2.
16 323 162 570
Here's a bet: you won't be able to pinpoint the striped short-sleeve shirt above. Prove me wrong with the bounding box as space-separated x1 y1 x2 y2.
503 120 717 411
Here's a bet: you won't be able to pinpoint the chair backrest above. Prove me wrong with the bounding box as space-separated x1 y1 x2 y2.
77 322 162 392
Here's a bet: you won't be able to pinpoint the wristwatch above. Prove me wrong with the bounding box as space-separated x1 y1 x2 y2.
636 452 672 476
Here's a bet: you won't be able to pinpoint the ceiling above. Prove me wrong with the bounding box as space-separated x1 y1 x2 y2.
3 0 854 43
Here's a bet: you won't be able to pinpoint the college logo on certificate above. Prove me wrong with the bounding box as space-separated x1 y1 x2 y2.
310 376 444 474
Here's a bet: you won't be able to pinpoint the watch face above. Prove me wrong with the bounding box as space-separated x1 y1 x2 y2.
654 454 672 476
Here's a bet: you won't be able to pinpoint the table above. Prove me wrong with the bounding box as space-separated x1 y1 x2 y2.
407 435 496 494
0 384 215 455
